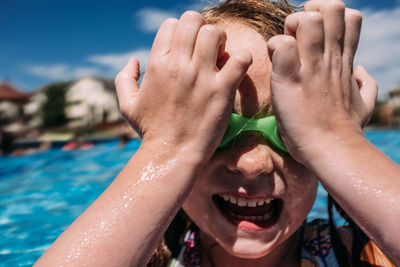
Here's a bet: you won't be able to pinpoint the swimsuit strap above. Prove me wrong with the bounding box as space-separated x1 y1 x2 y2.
301 219 340 267
168 226 201 267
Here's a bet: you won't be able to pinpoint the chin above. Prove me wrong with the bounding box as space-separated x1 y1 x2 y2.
221 238 280 259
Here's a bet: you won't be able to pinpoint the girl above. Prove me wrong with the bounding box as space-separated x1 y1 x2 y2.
36 0 400 266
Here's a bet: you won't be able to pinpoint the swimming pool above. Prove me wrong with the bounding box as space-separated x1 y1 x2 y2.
1 131 399 266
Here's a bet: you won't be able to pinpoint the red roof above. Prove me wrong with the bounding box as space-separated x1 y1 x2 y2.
0 83 31 102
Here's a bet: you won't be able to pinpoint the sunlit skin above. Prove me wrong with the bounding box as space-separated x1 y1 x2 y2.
182 22 318 265
35 0 400 266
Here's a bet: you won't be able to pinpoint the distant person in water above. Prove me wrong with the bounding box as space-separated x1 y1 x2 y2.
36 0 400 266
62 134 93 151
11 141 51 156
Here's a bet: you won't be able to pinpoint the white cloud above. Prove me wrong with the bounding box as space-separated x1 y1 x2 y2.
355 7 400 99
27 64 70 80
88 49 151 72
26 64 101 80
26 48 151 82
134 8 178 33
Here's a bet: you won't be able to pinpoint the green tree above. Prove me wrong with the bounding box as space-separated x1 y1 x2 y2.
41 82 69 127
368 101 386 126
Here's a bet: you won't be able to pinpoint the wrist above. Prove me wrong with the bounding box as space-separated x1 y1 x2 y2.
138 138 208 175
299 121 366 169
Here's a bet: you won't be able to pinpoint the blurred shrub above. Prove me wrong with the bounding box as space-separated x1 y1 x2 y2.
368 101 385 126
40 82 69 127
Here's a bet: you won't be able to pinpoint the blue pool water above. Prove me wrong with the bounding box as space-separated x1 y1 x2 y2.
1 131 399 266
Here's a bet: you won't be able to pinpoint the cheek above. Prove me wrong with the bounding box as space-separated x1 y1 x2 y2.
287 173 318 223
182 177 212 227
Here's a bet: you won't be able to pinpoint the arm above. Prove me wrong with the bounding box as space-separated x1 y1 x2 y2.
267 0 400 264
35 144 202 266
304 122 400 264
35 11 251 266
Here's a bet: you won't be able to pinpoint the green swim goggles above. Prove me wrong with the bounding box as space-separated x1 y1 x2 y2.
218 113 288 154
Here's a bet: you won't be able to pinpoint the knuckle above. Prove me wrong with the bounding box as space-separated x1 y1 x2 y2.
346 9 363 24
303 1 313 10
285 13 297 24
327 0 346 12
199 24 220 36
231 52 252 67
181 10 203 21
181 10 197 19
114 72 125 87
371 79 378 89
162 18 178 28
305 11 323 24
278 35 297 49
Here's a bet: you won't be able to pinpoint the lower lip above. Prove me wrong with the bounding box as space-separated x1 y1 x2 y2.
213 196 282 232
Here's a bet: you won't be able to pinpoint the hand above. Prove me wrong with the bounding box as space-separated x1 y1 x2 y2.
267 0 377 163
115 11 252 160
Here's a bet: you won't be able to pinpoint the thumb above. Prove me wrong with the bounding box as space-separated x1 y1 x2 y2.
354 65 378 115
115 57 141 114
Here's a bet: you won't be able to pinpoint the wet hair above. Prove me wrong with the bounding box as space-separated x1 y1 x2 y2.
147 0 394 265
201 0 295 40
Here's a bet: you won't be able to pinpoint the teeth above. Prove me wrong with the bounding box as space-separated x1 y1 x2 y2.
248 200 257 207
221 195 277 223
227 210 273 222
263 212 273 221
237 198 246 207
220 194 274 208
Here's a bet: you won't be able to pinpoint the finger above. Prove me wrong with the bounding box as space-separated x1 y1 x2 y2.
284 13 296 37
284 11 324 68
171 11 205 58
341 9 363 109
343 8 362 68
267 35 300 80
115 58 141 113
305 0 346 60
193 24 227 69
354 65 378 115
217 50 252 94
151 18 178 57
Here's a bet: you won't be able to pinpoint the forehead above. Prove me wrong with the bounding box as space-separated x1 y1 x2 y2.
219 22 273 117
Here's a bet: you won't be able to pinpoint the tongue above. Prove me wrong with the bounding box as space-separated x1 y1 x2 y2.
225 201 274 216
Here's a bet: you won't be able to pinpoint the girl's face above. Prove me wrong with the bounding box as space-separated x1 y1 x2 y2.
182 22 318 259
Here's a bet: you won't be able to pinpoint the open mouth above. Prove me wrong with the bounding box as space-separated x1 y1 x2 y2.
213 194 283 231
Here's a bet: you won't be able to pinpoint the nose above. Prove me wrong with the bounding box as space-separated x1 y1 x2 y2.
226 140 274 179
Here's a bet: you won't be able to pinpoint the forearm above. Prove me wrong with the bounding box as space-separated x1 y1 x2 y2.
35 143 202 266
304 130 400 264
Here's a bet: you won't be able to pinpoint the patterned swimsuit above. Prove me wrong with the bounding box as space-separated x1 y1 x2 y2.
168 219 340 267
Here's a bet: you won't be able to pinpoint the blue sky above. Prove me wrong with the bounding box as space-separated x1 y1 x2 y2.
1 0 400 99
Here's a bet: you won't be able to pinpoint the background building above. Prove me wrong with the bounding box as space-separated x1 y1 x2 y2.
0 82 32 134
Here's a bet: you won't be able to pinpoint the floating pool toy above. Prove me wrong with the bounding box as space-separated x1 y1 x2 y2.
218 113 288 154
